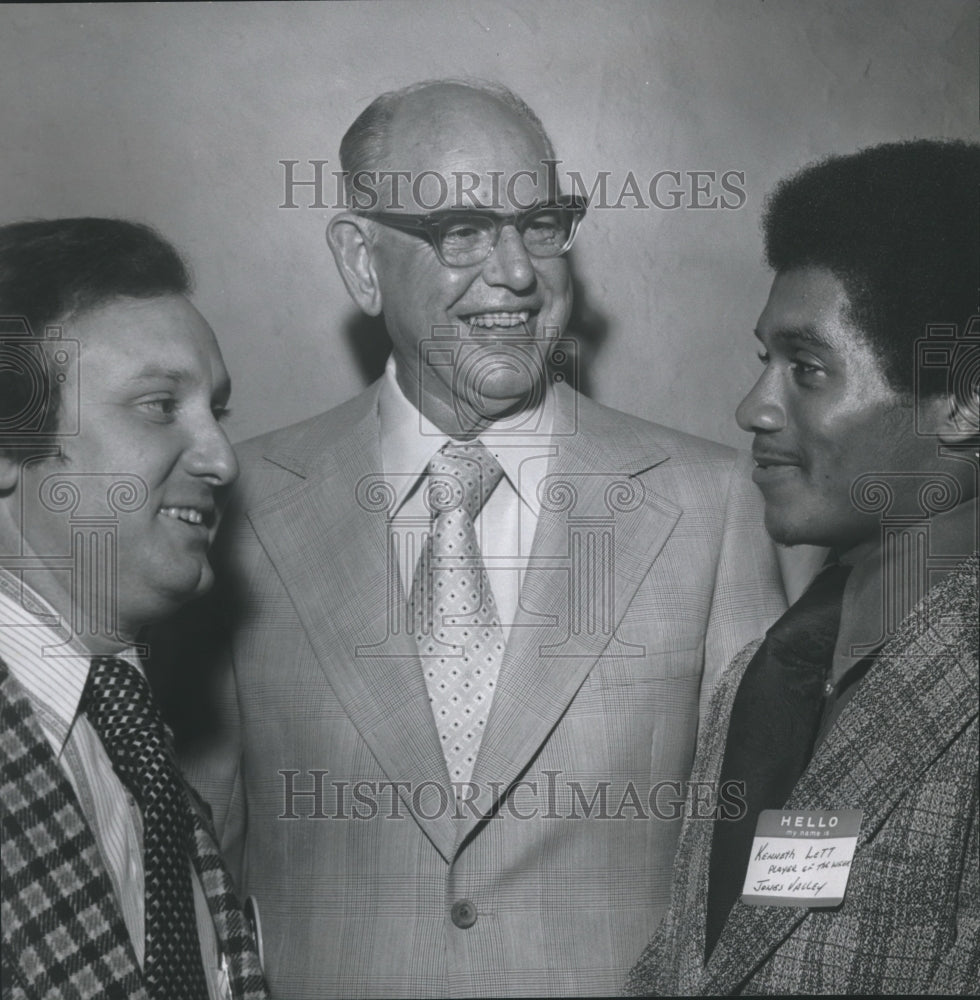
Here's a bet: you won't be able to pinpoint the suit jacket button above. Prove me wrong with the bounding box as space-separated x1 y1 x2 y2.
451 899 477 929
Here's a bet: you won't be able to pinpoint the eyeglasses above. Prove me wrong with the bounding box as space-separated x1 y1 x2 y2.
356 198 586 267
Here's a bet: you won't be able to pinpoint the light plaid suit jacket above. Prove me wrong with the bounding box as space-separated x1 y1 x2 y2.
176 381 786 998
0 656 269 1000
625 556 980 996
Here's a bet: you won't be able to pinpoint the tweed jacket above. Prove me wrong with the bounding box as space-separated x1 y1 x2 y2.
174 380 786 998
0 656 269 1000
625 556 980 996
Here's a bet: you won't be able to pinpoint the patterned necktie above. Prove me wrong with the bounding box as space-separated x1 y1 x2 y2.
704 562 852 960
410 440 506 784
81 655 210 1000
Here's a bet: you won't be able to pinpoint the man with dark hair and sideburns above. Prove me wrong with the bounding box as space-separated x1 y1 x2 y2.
627 138 980 996
0 217 268 999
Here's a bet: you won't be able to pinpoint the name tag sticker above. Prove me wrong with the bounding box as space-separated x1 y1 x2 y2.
741 809 862 908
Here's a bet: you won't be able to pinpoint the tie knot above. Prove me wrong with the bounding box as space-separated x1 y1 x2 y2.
424 440 505 521
82 654 164 742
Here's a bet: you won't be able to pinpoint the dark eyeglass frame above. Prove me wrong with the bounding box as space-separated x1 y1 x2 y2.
354 197 587 267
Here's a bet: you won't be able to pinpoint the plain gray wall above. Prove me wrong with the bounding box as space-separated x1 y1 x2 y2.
2 0 976 449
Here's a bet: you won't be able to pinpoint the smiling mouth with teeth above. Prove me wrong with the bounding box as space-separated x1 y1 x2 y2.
465 311 531 329
159 506 209 526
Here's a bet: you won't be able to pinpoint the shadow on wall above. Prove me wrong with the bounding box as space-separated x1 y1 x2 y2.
338 254 610 399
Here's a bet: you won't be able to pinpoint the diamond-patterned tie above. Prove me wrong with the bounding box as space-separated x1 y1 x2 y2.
410 440 506 784
81 655 209 1000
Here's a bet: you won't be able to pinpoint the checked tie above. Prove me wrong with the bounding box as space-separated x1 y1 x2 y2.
82 655 209 1000
704 562 852 959
410 440 506 785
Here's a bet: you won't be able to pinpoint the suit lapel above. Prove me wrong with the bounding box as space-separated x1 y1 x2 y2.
701 558 979 995
0 659 147 999
458 387 679 844
246 395 456 861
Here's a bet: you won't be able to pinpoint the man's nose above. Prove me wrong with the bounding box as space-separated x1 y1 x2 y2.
185 416 239 487
482 224 536 290
736 370 786 433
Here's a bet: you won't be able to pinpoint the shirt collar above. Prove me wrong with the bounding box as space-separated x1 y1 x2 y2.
0 568 141 756
377 355 554 518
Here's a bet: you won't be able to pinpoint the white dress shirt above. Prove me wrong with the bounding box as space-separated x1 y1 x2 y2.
0 569 226 998
377 356 557 639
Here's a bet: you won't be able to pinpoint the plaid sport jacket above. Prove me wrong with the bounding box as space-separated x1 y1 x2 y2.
0 656 269 1000
625 556 980 996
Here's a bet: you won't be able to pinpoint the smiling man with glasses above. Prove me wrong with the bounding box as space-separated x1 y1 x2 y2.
175 78 785 998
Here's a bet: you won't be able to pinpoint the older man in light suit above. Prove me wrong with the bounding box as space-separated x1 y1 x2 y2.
178 79 785 998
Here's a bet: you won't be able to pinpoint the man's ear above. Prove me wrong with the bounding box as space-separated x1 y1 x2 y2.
326 215 383 317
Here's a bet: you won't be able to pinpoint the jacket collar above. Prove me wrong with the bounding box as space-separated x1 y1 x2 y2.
700 556 979 994
245 381 678 861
